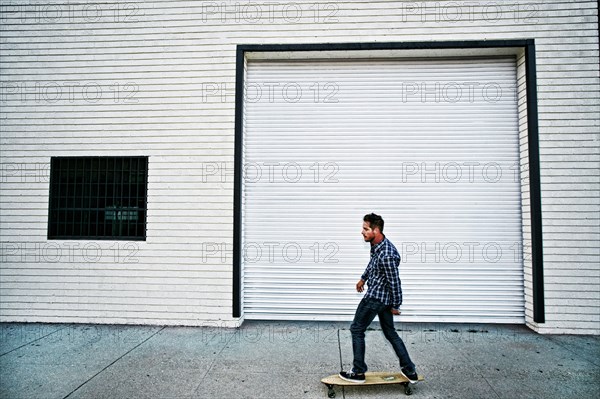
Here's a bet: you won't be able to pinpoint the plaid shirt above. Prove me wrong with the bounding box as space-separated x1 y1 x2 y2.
361 237 403 309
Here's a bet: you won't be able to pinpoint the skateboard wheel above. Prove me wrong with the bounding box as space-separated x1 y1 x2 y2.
404 384 413 395
326 384 336 398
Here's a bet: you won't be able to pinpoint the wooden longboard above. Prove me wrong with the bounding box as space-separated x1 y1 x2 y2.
321 372 424 397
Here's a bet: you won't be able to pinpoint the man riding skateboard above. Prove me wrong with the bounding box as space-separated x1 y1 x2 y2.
339 213 418 384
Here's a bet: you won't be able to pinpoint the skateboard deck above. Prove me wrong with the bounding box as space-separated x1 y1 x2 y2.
321 372 424 397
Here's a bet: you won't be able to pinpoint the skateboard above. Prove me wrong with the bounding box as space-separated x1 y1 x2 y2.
321 371 424 397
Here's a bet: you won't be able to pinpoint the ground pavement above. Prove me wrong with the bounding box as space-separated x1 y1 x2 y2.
1 321 599 398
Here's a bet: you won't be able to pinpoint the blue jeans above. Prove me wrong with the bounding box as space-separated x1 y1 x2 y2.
350 297 415 374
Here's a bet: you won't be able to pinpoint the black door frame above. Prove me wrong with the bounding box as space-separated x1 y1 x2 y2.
233 39 544 323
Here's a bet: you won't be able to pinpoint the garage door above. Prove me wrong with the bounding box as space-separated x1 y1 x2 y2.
242 57 524 323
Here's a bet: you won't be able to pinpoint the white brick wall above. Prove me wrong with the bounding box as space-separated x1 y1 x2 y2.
1 0 598 333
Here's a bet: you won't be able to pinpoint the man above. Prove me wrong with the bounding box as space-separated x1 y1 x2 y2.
339 213 418 384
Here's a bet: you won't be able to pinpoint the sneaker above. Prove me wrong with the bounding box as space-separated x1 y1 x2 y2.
339 370 366 384
400 367 419 384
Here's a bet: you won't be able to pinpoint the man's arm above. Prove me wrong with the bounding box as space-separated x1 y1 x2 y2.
356 265 369 292
358 266 370 292
382 255 403 309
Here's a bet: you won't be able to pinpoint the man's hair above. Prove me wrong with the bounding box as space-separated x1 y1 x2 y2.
363 213 384 232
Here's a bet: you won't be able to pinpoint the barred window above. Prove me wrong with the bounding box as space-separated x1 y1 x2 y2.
48 157 148 240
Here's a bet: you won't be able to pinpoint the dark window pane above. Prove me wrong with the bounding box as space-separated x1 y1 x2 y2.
48 156 148 240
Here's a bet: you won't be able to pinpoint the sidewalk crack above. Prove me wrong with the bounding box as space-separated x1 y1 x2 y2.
337 328 346 399
192 329 237 394
62 326 165 399
447 337 501 398
1 325 69 357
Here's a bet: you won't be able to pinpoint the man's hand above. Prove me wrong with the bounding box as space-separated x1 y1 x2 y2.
356 279 365 293
391 308 401 315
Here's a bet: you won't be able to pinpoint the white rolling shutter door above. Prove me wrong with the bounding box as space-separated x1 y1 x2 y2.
242 57 524 323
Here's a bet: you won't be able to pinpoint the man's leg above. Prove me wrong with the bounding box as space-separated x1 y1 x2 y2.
349 297 381 374
378 307 416 373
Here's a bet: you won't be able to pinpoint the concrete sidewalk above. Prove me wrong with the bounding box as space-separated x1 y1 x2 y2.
1 321 598 399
